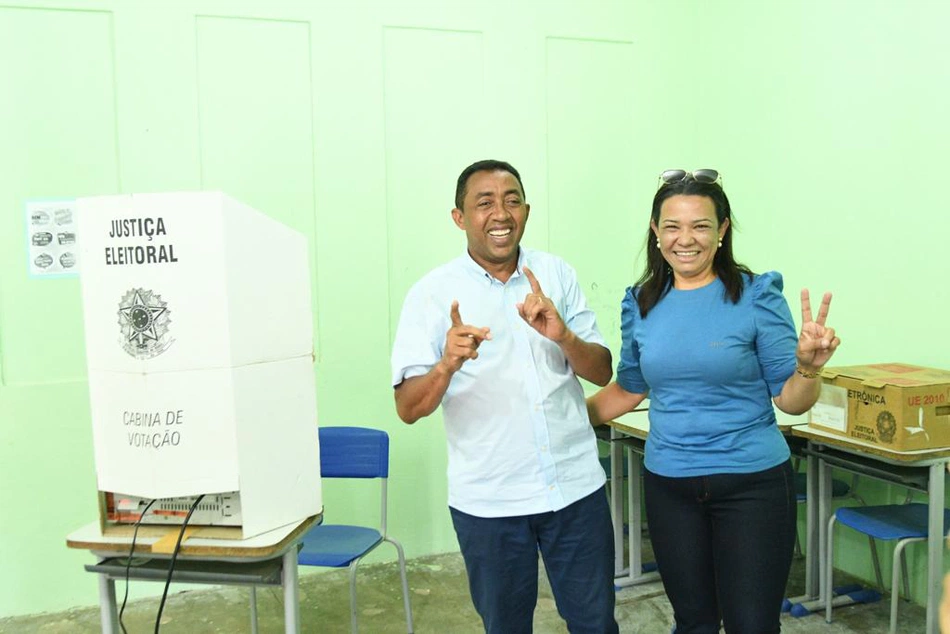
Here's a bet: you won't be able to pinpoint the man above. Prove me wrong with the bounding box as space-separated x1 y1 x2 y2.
391 159 618 633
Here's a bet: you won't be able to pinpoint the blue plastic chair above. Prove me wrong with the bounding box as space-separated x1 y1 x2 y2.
792 468 865 558
784 465 876 616
298 427 414 633
826 503 950 634
792 471 861 557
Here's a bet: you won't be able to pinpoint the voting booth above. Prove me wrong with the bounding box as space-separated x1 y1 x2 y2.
77 191 321 539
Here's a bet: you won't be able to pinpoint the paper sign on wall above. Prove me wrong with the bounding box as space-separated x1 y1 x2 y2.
26 200 79 277
810 383 848 432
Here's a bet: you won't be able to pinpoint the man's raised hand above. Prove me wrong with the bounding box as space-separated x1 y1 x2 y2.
517 267 567 342
439 301 491 374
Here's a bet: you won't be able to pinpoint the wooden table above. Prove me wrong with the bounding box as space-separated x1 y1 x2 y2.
791 424 950 634
67 514 321 634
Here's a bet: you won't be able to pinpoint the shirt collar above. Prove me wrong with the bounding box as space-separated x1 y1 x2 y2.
460 248 527 284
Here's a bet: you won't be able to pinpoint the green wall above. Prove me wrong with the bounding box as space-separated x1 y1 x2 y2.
0 0 948 620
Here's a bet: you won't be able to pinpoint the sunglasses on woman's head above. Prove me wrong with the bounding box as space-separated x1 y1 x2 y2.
658 169 722 188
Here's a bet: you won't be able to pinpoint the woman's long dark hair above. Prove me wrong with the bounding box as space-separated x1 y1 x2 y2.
635 177 754 318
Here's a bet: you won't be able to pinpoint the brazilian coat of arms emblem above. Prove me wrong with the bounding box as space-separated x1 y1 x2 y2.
118 288 173 359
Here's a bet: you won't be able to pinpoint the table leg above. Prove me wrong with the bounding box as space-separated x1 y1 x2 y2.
282 549 300 634
613 448 660 589
817 454 832 604
927 462 945 634
629 449 642 578
609 427 625 577
803 445 819 599
250 585 259 634
97 572 119 634
790 453 838 615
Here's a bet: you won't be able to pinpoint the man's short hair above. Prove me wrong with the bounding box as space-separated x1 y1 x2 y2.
455 160 525 210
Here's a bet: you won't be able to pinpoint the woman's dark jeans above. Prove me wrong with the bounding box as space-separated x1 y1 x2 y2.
644 460 797 634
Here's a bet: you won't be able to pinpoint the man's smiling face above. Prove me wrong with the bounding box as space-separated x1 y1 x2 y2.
452 169 530 280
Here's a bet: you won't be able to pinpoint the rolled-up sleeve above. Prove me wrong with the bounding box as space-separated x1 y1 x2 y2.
391 286 444 387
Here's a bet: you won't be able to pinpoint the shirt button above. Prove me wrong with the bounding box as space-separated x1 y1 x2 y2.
541 445 548 452
549 485 555 490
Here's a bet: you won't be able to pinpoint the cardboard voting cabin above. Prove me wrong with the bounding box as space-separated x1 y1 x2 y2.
77 191 321 539
810 363 950 452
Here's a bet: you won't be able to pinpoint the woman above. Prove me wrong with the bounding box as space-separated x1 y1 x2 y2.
587 169 840 634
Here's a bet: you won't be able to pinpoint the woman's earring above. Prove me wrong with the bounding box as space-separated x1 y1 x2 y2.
656 239 661 248
718 239 723 247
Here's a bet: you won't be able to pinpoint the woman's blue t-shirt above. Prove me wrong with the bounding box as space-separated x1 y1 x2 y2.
616 272 798 477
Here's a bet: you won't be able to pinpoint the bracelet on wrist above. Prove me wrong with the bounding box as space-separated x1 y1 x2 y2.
796 365 821 379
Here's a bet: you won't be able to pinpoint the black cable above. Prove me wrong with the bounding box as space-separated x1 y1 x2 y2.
119 498 157 634
154 495 204 634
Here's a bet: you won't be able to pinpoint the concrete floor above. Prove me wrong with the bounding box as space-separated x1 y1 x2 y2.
0 546 927 634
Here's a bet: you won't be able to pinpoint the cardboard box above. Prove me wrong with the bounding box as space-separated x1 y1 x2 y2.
78 191 321 539
809 363 950 451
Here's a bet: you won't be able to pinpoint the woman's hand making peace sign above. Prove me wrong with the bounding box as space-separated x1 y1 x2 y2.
796 289 841 373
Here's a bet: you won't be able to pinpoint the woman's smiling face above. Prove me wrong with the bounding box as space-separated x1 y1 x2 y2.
652 194 729 290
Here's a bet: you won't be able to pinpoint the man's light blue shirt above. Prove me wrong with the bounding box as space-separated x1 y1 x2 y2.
391 248 607 517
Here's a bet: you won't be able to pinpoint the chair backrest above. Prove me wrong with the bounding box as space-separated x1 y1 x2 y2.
318 426 389 479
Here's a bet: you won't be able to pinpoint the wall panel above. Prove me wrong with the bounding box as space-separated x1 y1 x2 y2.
546 37 636 353
0 7 118 385
195 14 319 342
383 27 485 337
